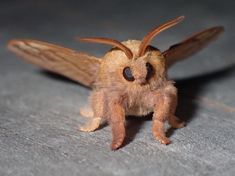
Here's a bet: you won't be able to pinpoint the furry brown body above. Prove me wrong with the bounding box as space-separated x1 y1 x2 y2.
8 16 224 150
81 40 184 150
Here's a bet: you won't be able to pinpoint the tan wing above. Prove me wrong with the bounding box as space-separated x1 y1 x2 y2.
8 39 101 87
163 26 224 67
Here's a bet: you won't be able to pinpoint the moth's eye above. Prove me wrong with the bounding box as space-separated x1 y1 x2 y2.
146 62 154 80
123 67 135 81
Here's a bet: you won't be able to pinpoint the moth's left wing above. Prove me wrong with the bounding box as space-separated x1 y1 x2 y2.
163 26 224 68
8 39 101 87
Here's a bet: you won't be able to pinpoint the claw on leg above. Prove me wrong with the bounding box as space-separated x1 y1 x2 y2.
168 115 185 129
111 134 125 150
152 120 170 145
79 117 101 132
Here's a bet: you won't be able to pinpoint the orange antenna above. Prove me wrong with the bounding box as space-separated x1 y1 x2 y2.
78 37 133 59
138 16 185 57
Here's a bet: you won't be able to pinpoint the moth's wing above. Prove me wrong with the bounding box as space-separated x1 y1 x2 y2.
163 26 224 68
8 39 101 87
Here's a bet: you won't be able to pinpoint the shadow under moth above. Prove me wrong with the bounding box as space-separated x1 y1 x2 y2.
8 16 224 150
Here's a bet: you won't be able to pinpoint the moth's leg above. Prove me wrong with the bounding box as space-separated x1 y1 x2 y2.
166 89 185 129
109 100 125 150
151 85 178 145
79 107 102 132
152 109 170 145
79 91 105 132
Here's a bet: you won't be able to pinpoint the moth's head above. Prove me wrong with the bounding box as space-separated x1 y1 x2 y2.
101 40 165 87
79 16 184 88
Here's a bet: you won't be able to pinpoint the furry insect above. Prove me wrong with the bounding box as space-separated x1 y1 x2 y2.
8 16 224 150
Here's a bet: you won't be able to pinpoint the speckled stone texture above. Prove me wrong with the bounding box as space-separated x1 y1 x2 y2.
0 0 234 175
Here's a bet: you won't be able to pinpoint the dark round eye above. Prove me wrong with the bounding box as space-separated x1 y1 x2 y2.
123 67 135 81
146 62 154 80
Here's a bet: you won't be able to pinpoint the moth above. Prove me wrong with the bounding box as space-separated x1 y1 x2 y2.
8 16 224 150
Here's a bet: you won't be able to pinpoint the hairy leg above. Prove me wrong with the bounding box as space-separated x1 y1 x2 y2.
151 85 178 144
108 100 125 150
166 89 185 129
79 91 105 132
152 95 171 145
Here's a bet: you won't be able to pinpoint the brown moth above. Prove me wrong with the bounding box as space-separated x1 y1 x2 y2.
7 16 224 150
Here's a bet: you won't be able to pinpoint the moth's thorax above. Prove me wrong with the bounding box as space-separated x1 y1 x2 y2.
95 40 167 90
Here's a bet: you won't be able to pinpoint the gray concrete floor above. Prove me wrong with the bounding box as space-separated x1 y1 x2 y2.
0 0 234 175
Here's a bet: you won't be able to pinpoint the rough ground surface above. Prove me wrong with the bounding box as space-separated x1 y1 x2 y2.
0 0 234 176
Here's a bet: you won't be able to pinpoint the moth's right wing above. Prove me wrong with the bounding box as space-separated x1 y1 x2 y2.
163 26 224 68
8 39 101 87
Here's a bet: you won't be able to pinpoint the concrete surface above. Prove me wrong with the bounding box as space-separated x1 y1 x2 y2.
0 0 234 175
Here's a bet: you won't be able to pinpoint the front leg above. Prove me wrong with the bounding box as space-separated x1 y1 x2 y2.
79 90 105 132
108 100 125 150
152 85 177 145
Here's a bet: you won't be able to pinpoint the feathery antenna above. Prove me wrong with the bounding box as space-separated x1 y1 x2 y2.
78 37 133 59
138 16 185 57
